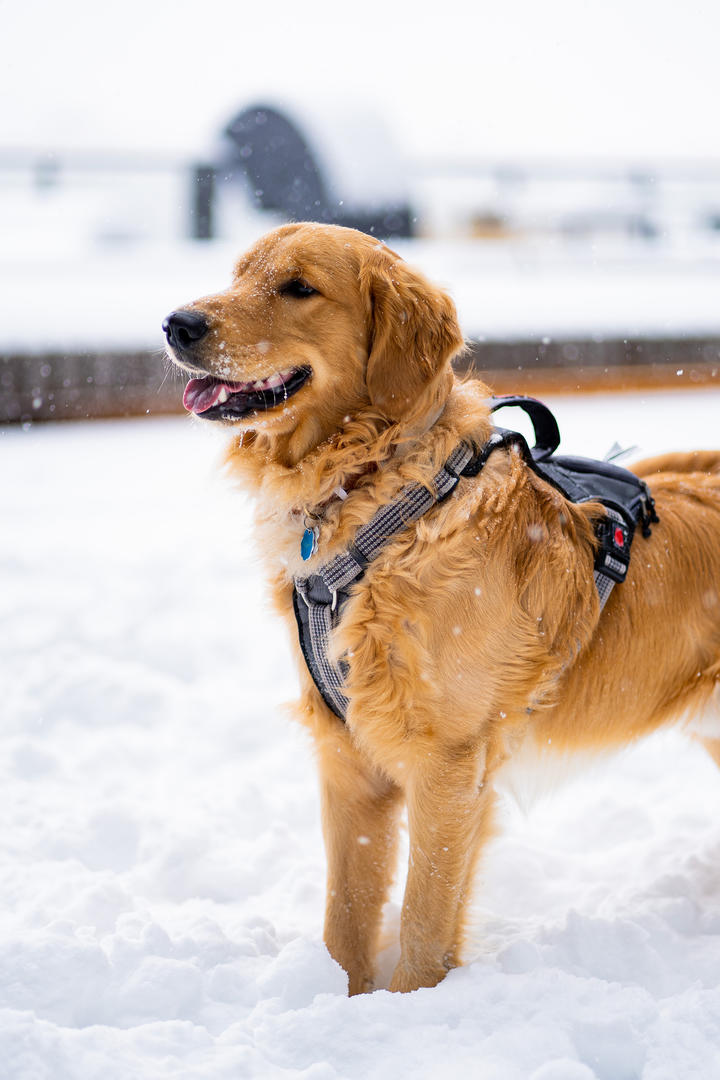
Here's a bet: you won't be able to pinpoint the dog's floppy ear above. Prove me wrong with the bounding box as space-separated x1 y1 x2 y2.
359 247 465 423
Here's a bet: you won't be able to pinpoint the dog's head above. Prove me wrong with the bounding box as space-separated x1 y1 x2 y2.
164 222 465 453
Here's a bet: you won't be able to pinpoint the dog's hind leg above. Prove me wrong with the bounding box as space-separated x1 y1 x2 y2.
317 726 403 995
389 745 493 993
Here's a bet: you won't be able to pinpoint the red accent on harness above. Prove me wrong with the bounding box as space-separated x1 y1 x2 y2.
614 526 625 548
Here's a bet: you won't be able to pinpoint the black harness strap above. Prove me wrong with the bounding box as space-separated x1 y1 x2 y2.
486 394 562 460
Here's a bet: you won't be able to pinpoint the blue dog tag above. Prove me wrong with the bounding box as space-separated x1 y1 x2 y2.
301 526 318 560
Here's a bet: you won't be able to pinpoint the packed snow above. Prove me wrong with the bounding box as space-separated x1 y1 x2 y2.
2 389 720 1079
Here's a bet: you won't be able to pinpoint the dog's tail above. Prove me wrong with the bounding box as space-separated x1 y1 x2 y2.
631 450 720 478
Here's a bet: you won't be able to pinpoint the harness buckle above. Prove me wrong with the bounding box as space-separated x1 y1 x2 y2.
594 516 631 584
295 576 338 612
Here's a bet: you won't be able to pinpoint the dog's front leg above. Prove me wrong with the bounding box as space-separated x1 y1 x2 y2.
390 747 493 993
317 727 403 995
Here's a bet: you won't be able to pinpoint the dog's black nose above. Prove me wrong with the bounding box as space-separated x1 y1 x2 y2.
163 310 209 350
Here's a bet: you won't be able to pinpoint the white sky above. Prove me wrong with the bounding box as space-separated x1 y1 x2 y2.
2 0 720 162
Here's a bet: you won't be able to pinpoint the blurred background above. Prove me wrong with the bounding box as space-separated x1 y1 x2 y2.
2 0 720 421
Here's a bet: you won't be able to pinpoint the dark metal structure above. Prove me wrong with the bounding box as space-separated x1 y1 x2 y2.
226 107 329 222
192 103 414 241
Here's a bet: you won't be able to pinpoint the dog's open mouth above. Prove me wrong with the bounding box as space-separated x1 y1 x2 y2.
182 366 312 421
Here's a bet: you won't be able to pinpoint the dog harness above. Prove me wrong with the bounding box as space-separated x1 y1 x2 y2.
292 395 659 720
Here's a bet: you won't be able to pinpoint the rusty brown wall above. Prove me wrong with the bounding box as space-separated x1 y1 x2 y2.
2 338 719 423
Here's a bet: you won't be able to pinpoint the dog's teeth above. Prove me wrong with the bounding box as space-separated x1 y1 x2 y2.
217 387 229 404
253 380 265 390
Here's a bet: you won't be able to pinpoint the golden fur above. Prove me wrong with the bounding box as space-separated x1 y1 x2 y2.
166 222 720 995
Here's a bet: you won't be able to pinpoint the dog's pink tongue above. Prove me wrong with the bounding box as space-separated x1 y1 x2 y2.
183 377 232 414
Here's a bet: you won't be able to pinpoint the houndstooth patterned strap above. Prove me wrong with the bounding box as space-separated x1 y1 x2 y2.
593 569 616 610
316 441 475 594
299 583 349 717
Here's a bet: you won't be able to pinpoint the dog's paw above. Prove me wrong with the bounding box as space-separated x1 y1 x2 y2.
388 958 450 993
347 971 376 996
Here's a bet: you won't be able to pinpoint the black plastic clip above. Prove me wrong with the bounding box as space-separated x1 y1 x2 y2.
594 516 632 583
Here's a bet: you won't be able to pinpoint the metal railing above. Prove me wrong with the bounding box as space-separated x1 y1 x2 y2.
3 147 720 246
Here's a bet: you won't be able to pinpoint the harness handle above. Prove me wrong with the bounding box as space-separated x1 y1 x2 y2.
488 395 561 461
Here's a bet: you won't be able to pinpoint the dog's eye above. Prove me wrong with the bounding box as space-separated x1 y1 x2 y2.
279 279 318 299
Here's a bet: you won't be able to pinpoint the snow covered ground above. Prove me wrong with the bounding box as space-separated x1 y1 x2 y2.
2 389 720 1079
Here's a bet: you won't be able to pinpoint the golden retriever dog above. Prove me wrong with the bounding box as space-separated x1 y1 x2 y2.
163 222 720 995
